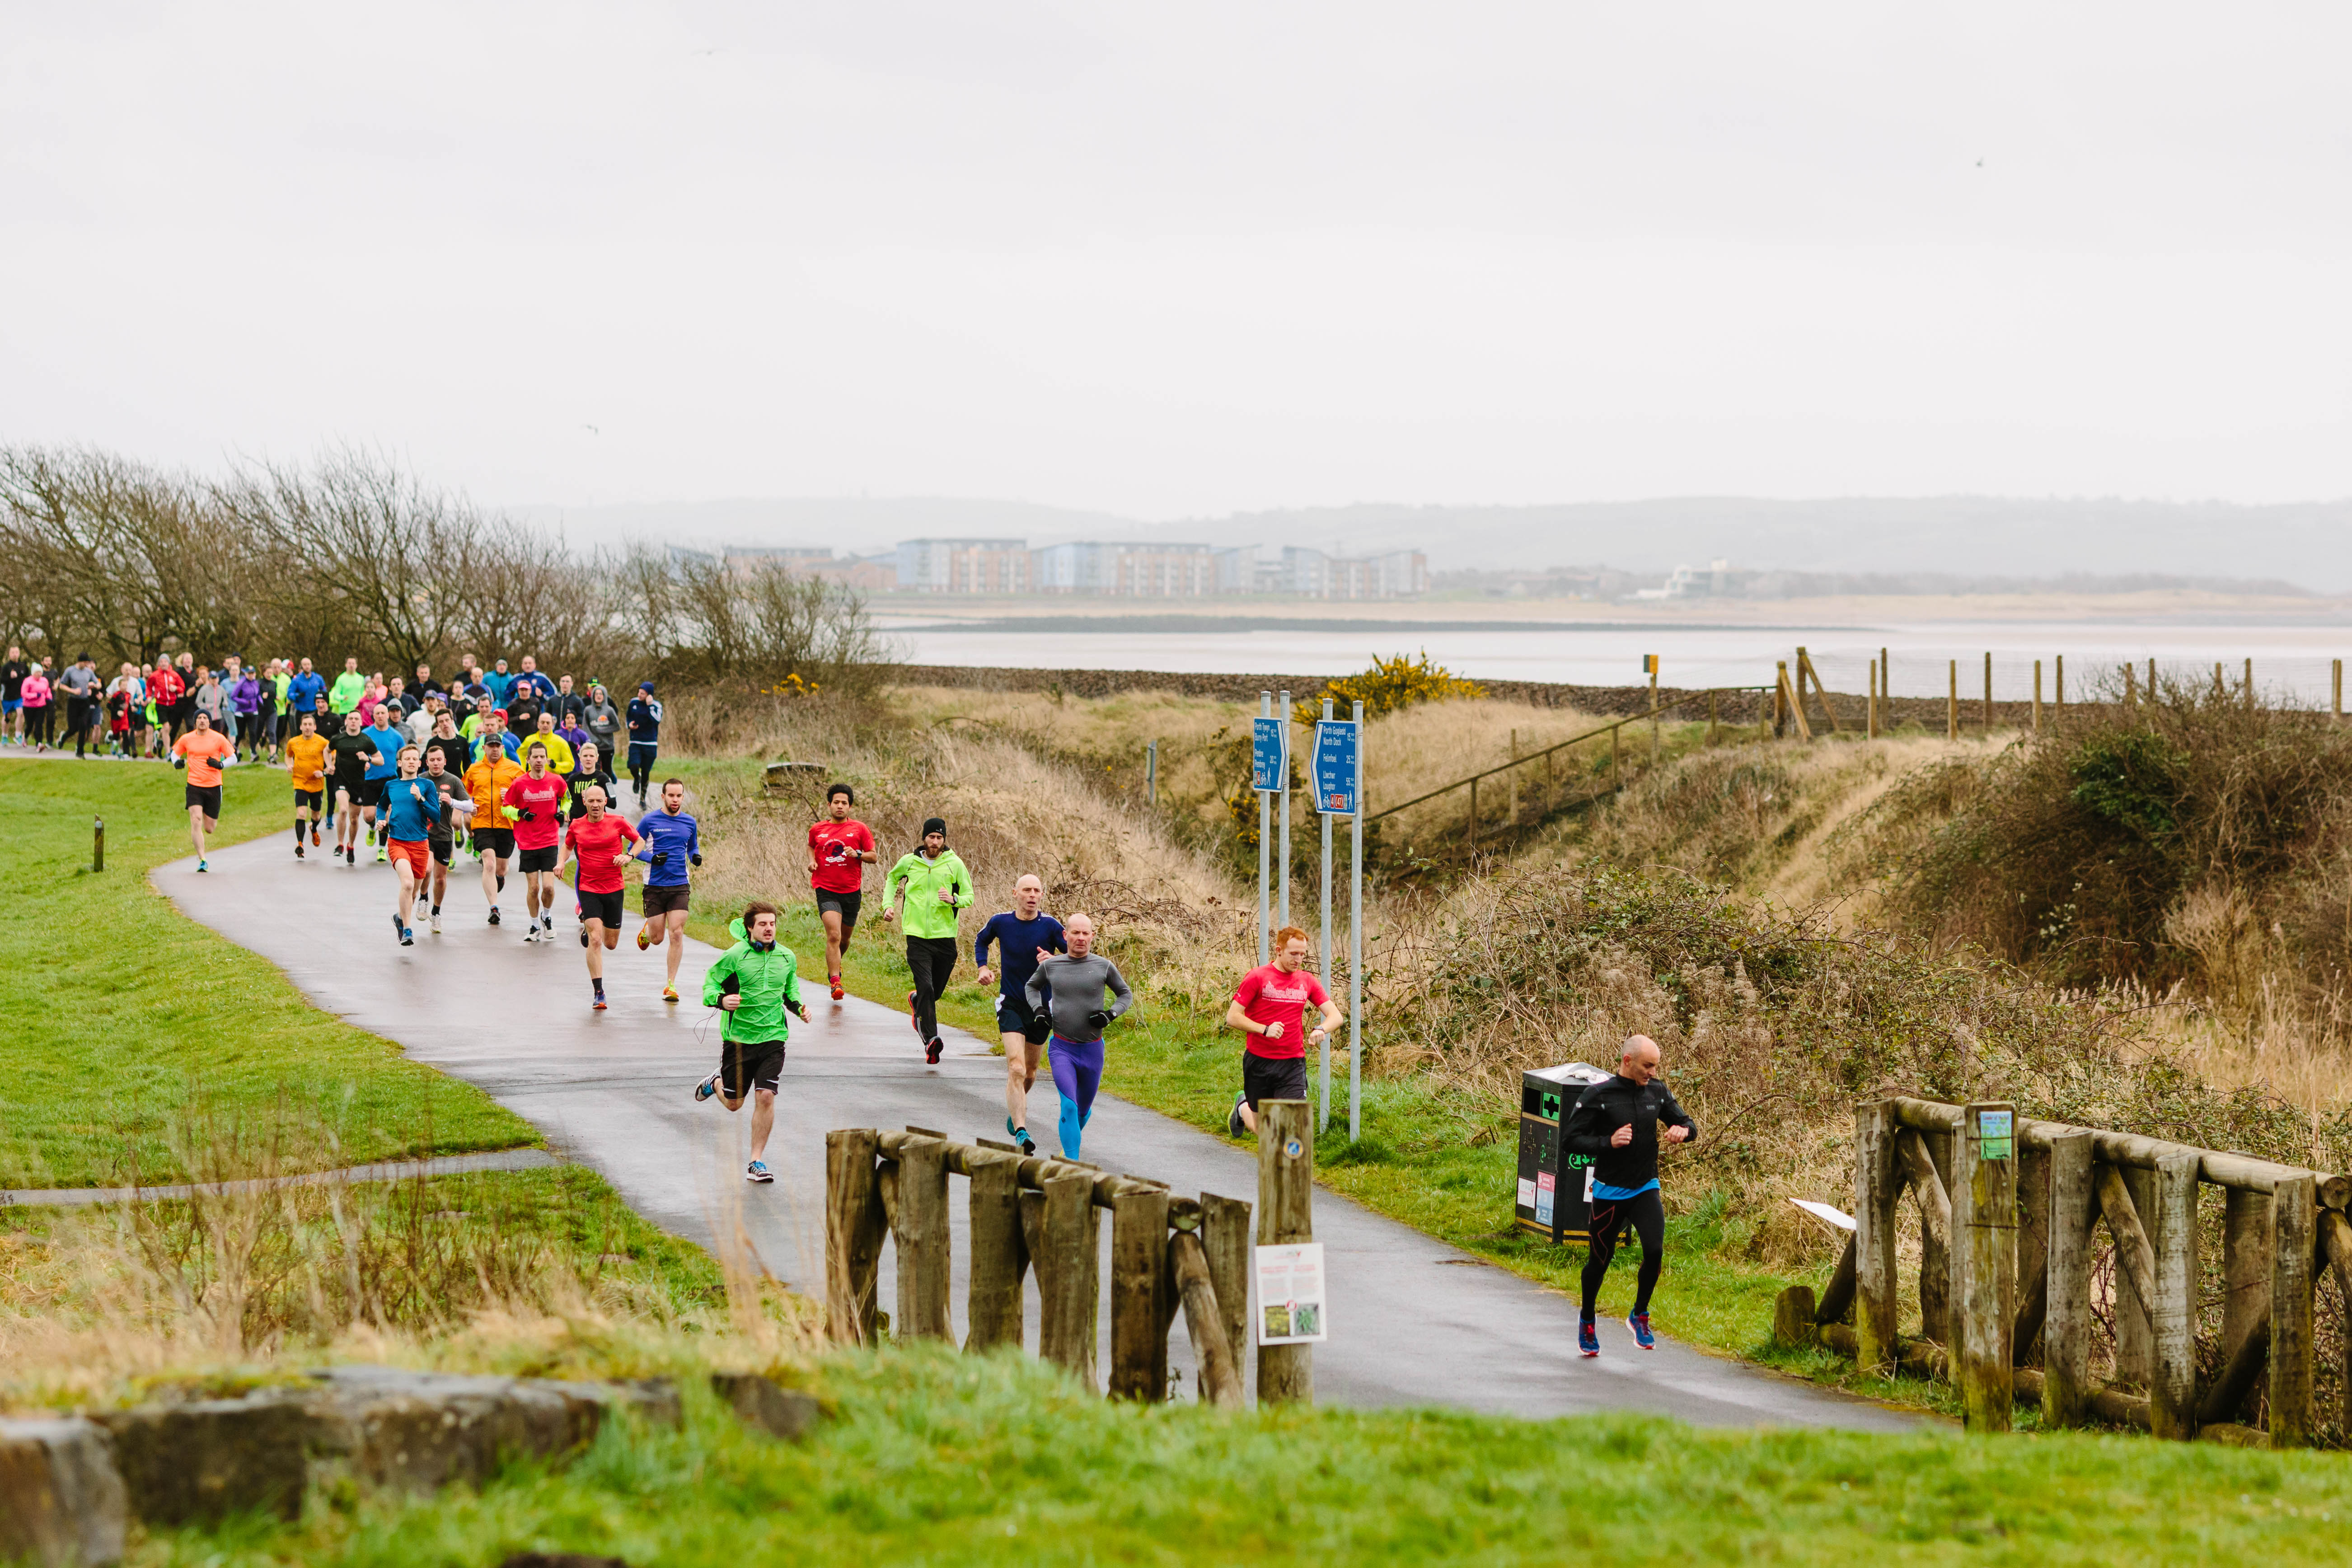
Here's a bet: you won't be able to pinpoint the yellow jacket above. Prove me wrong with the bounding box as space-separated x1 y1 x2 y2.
464 755 525 827
511 729 573 774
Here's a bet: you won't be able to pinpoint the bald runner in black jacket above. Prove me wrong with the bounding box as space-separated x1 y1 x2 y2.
1558 1034 1696 1352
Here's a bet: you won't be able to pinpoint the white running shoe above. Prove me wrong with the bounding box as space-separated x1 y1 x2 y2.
523 926 540 944
429 913 442 934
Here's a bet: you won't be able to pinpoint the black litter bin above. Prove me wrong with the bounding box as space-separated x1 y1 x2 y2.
1515 1061 1613 1244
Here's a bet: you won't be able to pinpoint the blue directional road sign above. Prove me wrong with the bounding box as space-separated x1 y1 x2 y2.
1313 720 1359 814
1251 717 1287 792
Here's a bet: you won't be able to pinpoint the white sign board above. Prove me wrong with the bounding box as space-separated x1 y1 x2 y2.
1254 1241 1328 1345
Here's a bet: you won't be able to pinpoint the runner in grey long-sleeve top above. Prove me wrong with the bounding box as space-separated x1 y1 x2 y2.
1022 914 1131 1160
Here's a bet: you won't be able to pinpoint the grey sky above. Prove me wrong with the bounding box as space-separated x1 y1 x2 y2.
4 2 2347 519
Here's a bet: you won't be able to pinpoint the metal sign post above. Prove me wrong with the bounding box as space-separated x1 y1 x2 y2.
1312 699 1348 1132
1349 699 1364 1142
1251 693 1284 967
1146 739 1157 806
1278 689 1292 932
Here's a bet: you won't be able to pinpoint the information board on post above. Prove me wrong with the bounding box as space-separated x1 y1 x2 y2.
1312 720 1359 814
1253 1241 1329 1345
1251 717 1287 793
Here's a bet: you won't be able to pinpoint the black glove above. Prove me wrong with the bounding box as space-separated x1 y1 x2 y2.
173 756 185 769
1086 1009 1112 1030
651 852 669 866
688 852 702 867
516 808 534 821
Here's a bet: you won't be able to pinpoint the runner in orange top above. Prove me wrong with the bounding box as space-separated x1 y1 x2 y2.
463 736 524 926
170 710 236 872
282 710 330 859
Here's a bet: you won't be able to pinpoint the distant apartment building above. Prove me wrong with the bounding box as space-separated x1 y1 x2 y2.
1274 546 1429 599
1031 541 1218 596
895 538 1031 595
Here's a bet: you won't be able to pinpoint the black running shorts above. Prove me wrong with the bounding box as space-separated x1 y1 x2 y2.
184 783 222 818
642 883 690 917
428 838 453 866
816 889 862 935
472 827 515 859
350 777 384 807
1242 1051 1309 1110
995 992 1053 1046
577 888 625 927
295 788 322 811
720 1037 785 1097
517 845 558 874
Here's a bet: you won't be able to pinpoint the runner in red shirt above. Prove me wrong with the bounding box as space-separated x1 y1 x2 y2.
502 744 569 943
805 782 876 1001
1224 925 1345 1140
561 781 639 1011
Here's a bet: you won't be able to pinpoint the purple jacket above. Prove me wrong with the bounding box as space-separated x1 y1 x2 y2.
231 672 264 715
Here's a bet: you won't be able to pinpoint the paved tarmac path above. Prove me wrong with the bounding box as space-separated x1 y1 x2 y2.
157 824 1916 1430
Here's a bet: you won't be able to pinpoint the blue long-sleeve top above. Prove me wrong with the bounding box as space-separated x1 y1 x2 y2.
974 911 1068 999
634 808 700 888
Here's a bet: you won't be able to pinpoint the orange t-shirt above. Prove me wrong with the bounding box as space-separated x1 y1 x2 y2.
173 729 234 787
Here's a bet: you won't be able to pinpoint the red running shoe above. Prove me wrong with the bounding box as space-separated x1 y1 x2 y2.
830 975 845 1001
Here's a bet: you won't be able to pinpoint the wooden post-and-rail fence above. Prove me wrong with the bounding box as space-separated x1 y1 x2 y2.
825 1104 1321 1407
1775 1096 2352 1444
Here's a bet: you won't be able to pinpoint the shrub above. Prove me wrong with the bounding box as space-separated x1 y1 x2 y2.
1323 651 1484 718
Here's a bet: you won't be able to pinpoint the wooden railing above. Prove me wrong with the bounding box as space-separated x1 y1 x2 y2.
1779 1096 2352 1442
825 1110 1319 1406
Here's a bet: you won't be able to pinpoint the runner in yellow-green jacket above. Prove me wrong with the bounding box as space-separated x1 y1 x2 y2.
694 901 809 1184
883 816 972 1063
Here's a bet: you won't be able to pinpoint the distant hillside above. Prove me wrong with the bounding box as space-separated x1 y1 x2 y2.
506 494 2352 593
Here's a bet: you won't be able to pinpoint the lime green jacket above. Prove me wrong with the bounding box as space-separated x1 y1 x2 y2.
329 670 368 711
703 917 803 1044
886 849 973 940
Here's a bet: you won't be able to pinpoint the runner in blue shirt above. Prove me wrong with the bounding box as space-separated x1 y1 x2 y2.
973 873 1068 1156
380 745 442 944
632 777 703 1001
284 658 327 719
361 713 408 862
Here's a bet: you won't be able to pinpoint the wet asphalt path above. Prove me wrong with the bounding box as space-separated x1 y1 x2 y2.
155 821 1917 1429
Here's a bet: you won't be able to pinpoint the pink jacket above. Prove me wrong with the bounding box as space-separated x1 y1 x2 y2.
19 673 50 707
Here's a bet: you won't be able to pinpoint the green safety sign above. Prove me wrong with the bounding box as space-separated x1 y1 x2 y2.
1977 1109 2013 1161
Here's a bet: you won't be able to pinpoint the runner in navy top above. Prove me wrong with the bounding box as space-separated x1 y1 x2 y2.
973 873 1067 1156
633 777 703 1002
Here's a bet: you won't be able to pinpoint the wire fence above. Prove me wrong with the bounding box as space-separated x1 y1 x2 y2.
1791 646 2348 709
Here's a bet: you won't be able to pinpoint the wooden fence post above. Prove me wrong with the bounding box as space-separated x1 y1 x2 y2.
2124 663 2136 708
825 1129 886 1346
1033 1170 1101 1386
2271 1174 2316 1447
2014 1137 2050 1365
2033 661 2043 733
1947 660 1958 740
1110 1188 1173 1400
1951 1103 2017 1432
2148 1152 2198 1440
1854 1100 1901 1375
1201 1193 1253 1399
1256 1100 1314 1405
1168 1231 1245 1409
1867 663 1879 738
2244 656 2255 707
2335 658 2343 721
2218 1186 2274 1423
1898 1128 1953 1345
2043 1129 2094 1427
893 1135 954 1343
965 1149 1027 1353
2055 653 2065 711
1983 651 1993 732
2112 1166 2155 1390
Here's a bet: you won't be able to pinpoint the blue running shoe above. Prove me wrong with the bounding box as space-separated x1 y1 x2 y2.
745 1160 774 1184
694 1072 721 1103
1578 1316 1600 1357
1627 1311 1656 1350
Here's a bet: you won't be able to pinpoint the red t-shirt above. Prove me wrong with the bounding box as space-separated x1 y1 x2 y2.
1233 963 1331 1062
501 772 568 851
564 813 640 894
807 818 875 894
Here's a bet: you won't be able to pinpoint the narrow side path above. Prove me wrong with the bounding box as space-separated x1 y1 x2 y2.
2 1149 558 1208
157 833 1918 1430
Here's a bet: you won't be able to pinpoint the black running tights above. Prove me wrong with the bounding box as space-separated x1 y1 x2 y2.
1580 1188 1665 1317
906 936 958 1044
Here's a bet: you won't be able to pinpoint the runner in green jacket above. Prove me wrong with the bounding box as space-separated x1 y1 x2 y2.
883 817 973 1062
328 657 368 714
695 901 808 1184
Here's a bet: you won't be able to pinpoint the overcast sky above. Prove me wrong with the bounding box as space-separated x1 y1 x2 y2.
5 2 2348 521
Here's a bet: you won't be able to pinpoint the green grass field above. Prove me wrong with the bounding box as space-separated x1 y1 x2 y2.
135 1346 2352 1567
0 758 535 1187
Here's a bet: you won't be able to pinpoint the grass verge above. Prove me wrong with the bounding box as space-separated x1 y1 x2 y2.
135 1342 2352 1566
0 758 535 1187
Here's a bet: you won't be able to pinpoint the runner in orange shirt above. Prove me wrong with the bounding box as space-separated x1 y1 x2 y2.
282 711 330 859
170 711 236 872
